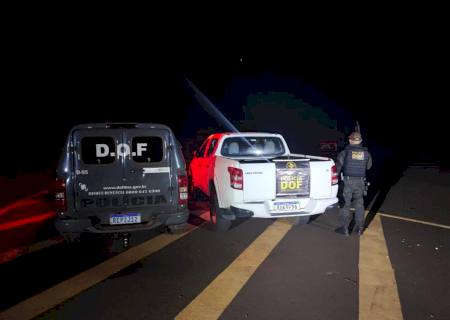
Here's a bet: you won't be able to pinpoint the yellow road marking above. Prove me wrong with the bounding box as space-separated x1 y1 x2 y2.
359 214 403 320
0 221 202 320
176 219 293 320
378 213 450 230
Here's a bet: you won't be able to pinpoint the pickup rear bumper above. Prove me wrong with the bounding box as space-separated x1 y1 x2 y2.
225 197 338 219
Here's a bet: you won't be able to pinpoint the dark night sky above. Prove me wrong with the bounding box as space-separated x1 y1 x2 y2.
2 26 447 173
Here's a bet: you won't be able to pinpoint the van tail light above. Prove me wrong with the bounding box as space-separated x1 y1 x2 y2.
178 174 188 206
228 167 243 190
331 165 338 185
54 178 67 212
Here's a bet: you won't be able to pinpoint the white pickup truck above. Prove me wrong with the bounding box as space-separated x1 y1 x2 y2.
189 132 338 230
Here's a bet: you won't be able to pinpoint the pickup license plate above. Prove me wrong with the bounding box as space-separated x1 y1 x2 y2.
272 201 302 212
109 213 141 225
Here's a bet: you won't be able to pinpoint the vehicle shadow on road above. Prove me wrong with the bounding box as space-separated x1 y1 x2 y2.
188 201 252 232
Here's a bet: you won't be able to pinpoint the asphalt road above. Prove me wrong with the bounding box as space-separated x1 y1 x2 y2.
0 166 448 320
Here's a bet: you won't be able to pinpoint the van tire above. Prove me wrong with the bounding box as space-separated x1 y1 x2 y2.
288 215 311 226
168 223 187 234
210 188 231 232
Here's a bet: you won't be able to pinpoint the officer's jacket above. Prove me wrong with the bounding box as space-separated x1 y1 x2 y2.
336 144 372 177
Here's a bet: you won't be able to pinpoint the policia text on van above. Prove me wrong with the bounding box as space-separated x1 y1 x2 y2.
54 123 189 243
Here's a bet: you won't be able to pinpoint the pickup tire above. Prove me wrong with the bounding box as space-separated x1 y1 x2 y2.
210 188 231 232
288 215 311 226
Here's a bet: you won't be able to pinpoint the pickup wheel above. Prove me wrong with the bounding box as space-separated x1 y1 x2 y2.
210 188 231 232
288 215 311 226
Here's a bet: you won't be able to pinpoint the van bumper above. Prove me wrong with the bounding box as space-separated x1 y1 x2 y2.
56 211 189 235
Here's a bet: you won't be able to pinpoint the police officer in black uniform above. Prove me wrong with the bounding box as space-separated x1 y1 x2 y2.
335 132 372 236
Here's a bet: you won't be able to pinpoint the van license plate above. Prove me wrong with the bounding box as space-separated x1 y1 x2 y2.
110 213 141 225
273 201 302 212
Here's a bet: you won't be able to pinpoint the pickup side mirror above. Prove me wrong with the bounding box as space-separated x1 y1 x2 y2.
193 150 197 157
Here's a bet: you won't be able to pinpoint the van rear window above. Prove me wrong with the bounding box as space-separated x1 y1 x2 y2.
132 137 163 163
80 136 163 164
81 137 116 164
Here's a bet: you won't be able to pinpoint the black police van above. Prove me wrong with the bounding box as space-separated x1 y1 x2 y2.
54 123 189 244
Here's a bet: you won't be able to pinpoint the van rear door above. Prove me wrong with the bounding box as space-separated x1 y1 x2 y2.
73 129 124 211
123 128 174 207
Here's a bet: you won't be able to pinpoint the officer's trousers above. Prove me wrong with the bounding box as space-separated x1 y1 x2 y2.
339 177 365 229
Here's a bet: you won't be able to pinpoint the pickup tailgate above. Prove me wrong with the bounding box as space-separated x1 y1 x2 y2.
241 162 276 202
309 160 334 199
239 158 333 202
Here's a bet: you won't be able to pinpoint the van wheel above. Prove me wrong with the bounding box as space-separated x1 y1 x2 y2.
288 216 311 226
168 223 187 234
210 188 231 232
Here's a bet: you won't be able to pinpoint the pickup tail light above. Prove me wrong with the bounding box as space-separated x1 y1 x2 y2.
54 178 67 212
331 165 338 185
228 167 243 190
178 174 188 206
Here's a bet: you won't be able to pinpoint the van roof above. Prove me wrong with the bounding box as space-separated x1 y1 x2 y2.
70 123 172 131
